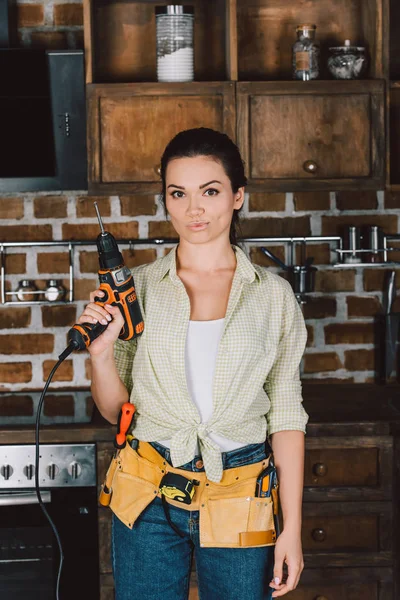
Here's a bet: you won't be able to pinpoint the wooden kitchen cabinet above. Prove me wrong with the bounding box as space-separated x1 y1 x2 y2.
237 81 385 191
83 0 396 193
87 82 236 195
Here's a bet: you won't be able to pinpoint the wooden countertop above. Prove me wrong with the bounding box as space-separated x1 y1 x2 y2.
0 383 399 444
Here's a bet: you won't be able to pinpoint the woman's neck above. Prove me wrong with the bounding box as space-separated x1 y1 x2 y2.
176 240 236 274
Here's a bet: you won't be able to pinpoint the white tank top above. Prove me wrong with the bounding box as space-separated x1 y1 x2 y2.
158 318 246 453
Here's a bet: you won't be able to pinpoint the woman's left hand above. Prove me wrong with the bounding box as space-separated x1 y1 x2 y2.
269 528 304 597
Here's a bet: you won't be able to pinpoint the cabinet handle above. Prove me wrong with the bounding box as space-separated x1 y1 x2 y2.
314 596 329 600
311 528 326 542
303 160 318 174
155 165 161 176
313 462 327 477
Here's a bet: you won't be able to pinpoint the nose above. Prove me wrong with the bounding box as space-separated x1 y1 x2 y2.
186 195 205 218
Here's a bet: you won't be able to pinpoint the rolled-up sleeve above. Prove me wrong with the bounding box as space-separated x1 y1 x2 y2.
114 337 138 396
264 283 309 436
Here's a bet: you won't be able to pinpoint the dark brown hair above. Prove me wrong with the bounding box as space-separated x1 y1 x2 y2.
159 127 247 246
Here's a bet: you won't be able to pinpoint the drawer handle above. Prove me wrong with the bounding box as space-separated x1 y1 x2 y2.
303 159 318 174
314 596 329 600
311 528 326 542
313 462 327 477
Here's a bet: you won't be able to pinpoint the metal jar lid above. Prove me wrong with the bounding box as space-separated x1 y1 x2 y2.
19 279 36 287
329 40 365 52
296 23 316 31
155 5 194 15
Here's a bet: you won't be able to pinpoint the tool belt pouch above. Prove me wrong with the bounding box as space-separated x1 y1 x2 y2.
200 473 277 548
102 444 160 530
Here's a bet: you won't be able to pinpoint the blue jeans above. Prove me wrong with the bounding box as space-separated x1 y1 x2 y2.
112 441 275 600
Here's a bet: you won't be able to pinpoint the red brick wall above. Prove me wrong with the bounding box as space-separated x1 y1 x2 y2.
1 3 399 402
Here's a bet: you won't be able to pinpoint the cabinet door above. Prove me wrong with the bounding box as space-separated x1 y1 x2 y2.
87 82 235 194
237 81 385 191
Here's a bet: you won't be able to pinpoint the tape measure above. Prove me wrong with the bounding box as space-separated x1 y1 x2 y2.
159 472 199 505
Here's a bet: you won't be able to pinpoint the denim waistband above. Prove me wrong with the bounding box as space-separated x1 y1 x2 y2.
146 440 271 472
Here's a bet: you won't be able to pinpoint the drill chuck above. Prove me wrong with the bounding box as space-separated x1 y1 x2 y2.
97 232 124 270
94 201 124 270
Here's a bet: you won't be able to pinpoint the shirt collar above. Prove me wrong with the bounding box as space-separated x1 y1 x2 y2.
157 244 260 285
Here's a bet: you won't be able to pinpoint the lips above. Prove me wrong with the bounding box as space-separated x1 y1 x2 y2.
187 222 209 229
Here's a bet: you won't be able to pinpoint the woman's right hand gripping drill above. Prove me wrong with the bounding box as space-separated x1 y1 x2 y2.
76 289 124 356
77 289 129 423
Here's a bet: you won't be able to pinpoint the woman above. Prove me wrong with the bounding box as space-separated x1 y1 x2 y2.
78 128 308 599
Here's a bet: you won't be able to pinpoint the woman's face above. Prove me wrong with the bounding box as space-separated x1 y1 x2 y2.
165 155 244 244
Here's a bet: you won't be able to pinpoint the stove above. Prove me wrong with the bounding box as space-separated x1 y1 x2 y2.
0 443 99 599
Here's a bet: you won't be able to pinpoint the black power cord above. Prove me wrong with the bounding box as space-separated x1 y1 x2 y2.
34 341 78 600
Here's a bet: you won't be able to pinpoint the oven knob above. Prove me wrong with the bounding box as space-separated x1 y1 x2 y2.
46 463 59 480
0 464 14 480
68 461 82 479
23 464 35 480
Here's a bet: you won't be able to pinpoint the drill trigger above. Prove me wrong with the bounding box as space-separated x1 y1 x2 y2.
94 289 109 303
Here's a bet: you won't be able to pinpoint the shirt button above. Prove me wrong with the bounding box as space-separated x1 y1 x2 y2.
195 460 204 469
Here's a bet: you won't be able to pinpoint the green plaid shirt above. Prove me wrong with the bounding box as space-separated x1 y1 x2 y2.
114 244 308 482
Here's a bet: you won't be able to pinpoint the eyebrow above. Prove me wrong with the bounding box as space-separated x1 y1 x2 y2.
167 180 222 190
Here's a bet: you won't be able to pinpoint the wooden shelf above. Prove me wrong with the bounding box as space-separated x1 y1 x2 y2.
236 0 383 81
83 0 235 84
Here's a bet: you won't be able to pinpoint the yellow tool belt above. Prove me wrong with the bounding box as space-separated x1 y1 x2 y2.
99 440 279 548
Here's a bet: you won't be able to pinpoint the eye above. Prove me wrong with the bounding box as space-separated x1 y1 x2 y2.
204 188 219 196
171 190 185 198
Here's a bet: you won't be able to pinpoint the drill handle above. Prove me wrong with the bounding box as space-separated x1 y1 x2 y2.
118 292 144 340
68 321 108 350
94 274 144 341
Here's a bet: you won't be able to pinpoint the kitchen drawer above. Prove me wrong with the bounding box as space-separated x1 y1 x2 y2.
302 502 392 568
302 514 378 553
286 567 393 600
303 437 393 502
237 80 385 191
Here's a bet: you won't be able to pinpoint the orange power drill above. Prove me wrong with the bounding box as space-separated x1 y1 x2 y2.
67 203 144 350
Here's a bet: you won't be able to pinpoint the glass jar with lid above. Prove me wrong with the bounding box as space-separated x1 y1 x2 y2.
327 40 368 79
44 279 66 302
15 279 38 302
155 5 194 82
292 24 320 81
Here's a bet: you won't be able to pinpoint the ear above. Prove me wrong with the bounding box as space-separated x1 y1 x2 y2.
234 187 245 210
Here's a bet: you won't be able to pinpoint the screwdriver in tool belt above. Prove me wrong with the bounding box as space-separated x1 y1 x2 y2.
99 403 135 506
115 402 136 450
